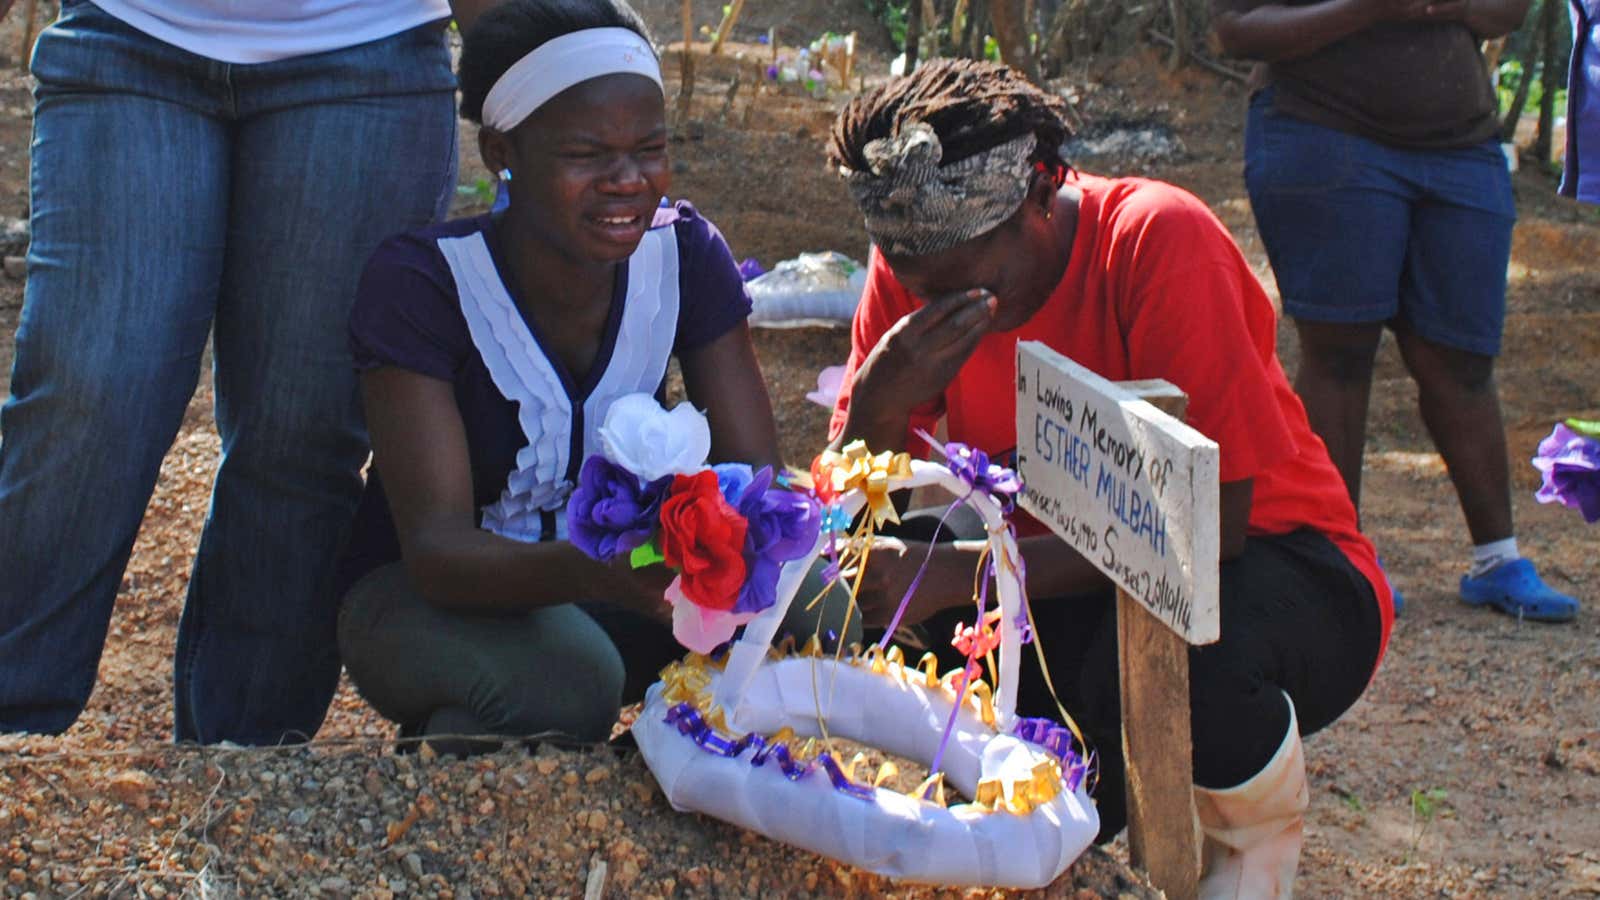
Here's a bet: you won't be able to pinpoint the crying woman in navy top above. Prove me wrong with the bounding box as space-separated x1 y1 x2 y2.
336 0 781 752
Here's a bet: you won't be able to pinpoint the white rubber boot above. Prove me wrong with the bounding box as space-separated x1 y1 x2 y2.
1194 693 1309 900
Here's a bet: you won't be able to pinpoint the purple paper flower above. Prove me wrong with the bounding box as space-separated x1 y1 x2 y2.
737 257 766 281
945 442 1022 508
733 467 822 614
567 456 672 562
1532 423 1600 524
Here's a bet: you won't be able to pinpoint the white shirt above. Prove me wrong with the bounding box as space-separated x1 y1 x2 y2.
439 221 682 543
92 0 452 64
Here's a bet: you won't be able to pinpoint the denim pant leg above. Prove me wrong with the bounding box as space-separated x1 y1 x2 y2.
173 25 457 744
0 4 230 734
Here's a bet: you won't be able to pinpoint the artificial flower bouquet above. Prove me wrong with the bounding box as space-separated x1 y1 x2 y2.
567 394 821 652
1532 418 1600 524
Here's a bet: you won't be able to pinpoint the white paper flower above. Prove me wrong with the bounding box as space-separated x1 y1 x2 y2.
597 393 712 482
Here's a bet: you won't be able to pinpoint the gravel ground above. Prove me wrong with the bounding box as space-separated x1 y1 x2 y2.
0 739 1159 898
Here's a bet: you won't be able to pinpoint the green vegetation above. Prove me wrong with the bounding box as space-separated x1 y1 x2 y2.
1406 787 1449 860
863 0 910 47
456 176 497 207
1497 59 1568 124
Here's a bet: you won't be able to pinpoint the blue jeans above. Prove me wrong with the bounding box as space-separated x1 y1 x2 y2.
0 0 458 743
1244 87 1515 356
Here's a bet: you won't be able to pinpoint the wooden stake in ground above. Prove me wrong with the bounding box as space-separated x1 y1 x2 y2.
1016 344 1220 900
1115 380 1198 900
677 0 695 118
710 0 745 55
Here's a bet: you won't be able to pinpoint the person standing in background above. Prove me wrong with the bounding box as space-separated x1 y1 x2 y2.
0 0 490 743
1212 0 1580 623
1563 0 1600 202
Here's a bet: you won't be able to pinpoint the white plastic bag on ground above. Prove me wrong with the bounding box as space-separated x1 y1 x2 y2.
746 251 867 328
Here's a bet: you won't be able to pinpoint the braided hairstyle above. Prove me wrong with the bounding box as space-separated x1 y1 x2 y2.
829 58 1072 178
458 0 655 125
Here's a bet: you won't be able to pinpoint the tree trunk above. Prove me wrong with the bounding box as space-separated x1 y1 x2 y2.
962 0 987 58
1043 0 1159 73
1166 0 1189 70
1501 58 1536 142
905 0 924 71
990 0 1042 82
1534 0 1561 163
678 0 694 119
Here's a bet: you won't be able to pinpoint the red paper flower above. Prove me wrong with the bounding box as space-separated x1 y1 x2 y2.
658 471 749 610
809 454 837 504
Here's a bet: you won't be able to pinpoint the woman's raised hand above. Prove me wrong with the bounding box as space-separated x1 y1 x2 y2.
848 288 996 434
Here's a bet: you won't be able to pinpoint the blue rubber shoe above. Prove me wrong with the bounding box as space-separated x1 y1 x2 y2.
1459 558 1579 623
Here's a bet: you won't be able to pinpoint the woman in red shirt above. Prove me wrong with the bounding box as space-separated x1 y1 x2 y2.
826 59 1390 898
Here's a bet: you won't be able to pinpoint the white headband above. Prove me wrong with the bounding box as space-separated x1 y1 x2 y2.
482 27 663 132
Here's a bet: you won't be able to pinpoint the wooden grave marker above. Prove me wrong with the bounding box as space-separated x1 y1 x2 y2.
1014 341 1220 900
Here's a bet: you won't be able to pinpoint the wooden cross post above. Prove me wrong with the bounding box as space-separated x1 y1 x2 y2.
1015 343 1220 900
1115 379 1200 899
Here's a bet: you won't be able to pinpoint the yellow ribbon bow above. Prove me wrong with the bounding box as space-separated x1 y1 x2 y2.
814 440 912 527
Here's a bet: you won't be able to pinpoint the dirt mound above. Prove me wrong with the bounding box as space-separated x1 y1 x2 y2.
0 741 1158 897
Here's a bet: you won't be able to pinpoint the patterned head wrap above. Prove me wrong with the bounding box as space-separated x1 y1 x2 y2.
840 122 1036 257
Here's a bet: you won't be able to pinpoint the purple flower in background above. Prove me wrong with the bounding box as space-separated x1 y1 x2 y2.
945 441 1022 508
1532 423 1600 524
733 467 822 613
568 456 672 561
737 257 767 281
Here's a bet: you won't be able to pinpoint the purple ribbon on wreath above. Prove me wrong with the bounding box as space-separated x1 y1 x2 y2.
872 434 1029 650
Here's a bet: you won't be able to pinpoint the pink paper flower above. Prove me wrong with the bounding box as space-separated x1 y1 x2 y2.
665 576 758 653
805 365 847 410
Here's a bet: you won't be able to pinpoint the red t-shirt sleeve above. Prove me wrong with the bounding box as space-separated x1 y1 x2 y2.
828 250 944 451
1112 187 1296 483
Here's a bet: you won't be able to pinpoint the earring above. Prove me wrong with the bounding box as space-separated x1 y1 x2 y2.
497 168 512 182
